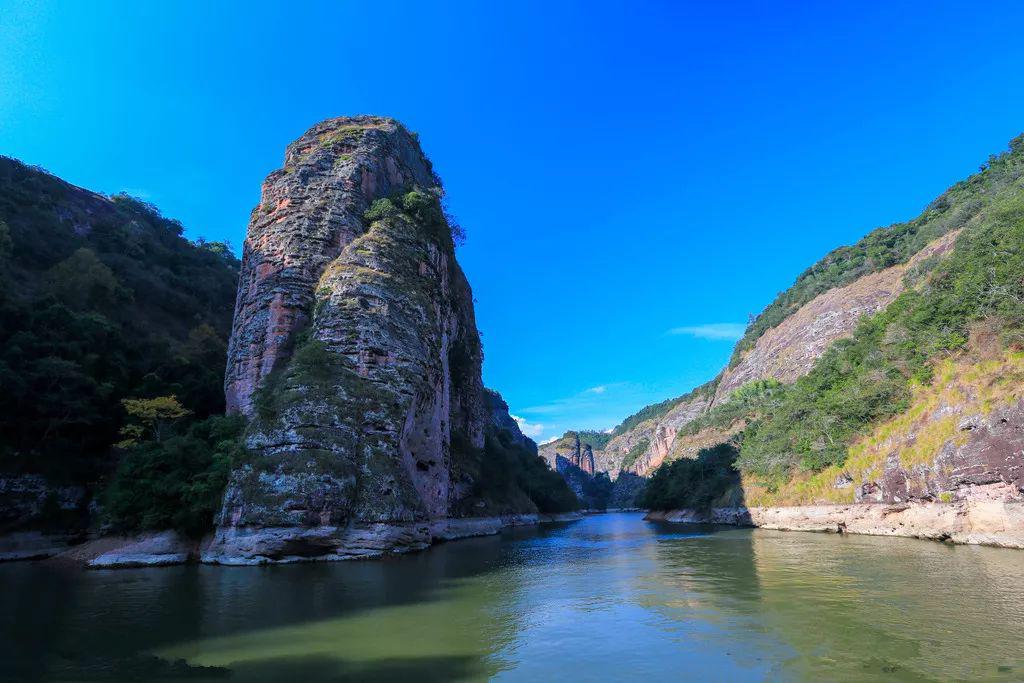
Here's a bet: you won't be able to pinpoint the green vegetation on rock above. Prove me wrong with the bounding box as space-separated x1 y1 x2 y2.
620 437 651 472
104 415 246 536
644 134 1024 498
610 380 717 437
462 429 580 515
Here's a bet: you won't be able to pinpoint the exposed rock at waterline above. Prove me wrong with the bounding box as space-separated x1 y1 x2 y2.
646 500 1024 549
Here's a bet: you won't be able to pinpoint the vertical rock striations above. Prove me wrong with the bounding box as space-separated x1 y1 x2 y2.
224 117 439 416
208 117 515 563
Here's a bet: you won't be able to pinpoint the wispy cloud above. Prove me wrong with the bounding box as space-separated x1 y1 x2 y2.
585 385 607 394
511 414 545 438
667 322 746 341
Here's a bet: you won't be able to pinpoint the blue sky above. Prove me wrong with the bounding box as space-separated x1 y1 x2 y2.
3 2 1024 442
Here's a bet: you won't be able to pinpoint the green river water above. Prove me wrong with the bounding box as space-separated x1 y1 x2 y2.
1 512 1022 682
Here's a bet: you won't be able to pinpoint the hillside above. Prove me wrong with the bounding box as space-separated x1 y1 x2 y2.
619 134 1024 513
0 156 240 533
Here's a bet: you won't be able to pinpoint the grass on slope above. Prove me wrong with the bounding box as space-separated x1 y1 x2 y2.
741 349 1024 506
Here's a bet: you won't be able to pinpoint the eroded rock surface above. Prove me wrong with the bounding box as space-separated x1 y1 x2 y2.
600 393 712 476
213 117 529 562
647 500 1024 549
715 230 961 402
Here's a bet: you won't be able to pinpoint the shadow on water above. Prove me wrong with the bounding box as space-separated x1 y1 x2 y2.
0 527 536 682
4 514 1024 682
40 653 485 682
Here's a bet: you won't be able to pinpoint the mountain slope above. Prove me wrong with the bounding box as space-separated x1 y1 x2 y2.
625 134 1024 513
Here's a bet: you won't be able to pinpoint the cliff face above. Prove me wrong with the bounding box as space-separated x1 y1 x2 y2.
600 392 712 476
714 229 961 402
485 389 538 454
224 117 439 416
208 117 527 562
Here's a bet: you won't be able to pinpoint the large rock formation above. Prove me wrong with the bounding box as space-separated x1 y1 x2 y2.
580 444 596 475
224 117 441 416
485 388 538 453
207 117 536 563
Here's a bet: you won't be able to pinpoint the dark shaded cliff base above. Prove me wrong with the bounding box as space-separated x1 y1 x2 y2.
647 500 1024 549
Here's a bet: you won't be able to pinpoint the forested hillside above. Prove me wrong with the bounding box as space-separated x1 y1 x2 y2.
0 157 240 531
638 134 1024 510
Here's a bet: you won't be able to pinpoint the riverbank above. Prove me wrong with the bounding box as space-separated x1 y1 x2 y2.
0 512 585 568
646 500 1024 548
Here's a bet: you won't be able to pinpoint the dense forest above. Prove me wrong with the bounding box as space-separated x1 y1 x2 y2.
0 157 240 532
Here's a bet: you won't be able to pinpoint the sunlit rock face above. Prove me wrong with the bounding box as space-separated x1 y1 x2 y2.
225 116 440 416
713 230 961 403
211 117 500 561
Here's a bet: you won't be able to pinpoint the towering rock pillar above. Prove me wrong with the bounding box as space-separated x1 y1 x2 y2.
207 117 493 563
581 444 596 476
570 432 582 468
224 116 439 416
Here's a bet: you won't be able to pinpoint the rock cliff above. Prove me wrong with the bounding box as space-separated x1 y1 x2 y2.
208 117 553 563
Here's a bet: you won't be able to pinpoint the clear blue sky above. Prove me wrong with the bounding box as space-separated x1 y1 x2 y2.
3 1 1024 442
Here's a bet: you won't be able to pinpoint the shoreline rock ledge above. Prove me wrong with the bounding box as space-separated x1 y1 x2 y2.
646 500 1024 549
208 116 574 564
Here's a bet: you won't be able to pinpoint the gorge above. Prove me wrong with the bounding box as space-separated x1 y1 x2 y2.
2 121 1024 563
1 116 1023 683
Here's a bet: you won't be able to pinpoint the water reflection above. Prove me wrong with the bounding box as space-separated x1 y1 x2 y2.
1 514 1022 682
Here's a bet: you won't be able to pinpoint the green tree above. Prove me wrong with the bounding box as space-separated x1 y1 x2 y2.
118 395 192 447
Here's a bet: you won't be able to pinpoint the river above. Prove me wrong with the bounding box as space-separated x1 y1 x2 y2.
2 512 1022 681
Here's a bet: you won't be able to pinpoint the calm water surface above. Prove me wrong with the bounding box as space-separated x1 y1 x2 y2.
2 512 1023 682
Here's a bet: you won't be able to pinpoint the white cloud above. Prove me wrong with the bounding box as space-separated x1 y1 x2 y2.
511 414 545 438
667 322 746 341
586 385 607 394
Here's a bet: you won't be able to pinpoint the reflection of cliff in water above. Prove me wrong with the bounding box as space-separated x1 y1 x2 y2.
646 524 1024 681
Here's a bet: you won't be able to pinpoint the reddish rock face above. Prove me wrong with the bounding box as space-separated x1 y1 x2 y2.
211 117 501 561
580 445 596 476
225 117 437 416
867 400 1024 505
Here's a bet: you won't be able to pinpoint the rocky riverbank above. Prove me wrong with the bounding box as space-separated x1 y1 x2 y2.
646 500 1024 548
0 512 585 568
